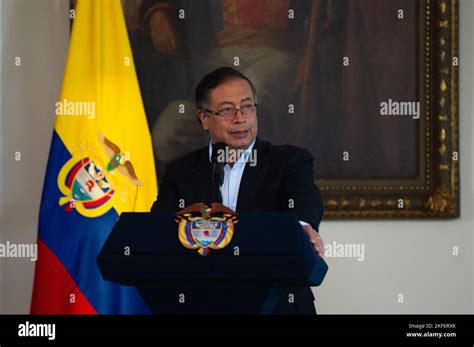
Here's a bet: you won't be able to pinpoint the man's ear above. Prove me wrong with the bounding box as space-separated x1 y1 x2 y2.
197 109 209 131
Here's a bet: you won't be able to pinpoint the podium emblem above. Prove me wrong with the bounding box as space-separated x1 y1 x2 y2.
176 203 238 256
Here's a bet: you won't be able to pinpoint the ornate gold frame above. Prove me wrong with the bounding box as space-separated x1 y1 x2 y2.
318 0 459 219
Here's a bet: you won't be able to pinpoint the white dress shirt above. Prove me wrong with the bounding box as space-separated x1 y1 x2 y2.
209 139 256 212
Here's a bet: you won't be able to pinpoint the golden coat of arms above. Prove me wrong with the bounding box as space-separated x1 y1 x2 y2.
175 203 239 256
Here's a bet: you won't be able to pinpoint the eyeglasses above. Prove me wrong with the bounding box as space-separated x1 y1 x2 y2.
205 103 258 121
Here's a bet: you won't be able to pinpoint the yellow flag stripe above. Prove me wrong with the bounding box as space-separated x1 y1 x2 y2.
54 0 157 214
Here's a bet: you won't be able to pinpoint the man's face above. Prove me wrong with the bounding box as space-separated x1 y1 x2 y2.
198 79 258 149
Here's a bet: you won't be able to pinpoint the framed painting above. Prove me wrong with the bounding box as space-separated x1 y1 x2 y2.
107 0 458 218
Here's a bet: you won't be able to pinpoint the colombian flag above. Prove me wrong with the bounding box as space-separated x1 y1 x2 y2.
30 0 157 314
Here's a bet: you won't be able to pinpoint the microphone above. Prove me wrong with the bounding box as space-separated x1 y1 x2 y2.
211 142 226 203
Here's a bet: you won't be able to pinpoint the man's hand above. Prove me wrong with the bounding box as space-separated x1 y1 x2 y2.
302 224 324 258
149 10 183 56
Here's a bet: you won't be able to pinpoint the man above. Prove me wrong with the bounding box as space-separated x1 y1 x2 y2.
151 67 324 314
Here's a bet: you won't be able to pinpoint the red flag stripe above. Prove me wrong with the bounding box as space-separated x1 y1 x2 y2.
30 239 97 314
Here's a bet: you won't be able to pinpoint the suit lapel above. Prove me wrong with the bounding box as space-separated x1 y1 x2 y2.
191 147 213 204
236 138 270 212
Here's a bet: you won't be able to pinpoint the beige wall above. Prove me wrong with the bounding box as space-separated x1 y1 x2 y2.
1 0 70 313
0 0 472 314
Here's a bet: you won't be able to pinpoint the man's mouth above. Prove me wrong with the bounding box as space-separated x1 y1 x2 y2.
229 129 249 138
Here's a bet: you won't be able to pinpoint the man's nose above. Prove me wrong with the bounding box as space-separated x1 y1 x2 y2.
232 108 245 123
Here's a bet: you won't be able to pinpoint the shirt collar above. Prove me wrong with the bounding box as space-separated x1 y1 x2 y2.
208 139 256 165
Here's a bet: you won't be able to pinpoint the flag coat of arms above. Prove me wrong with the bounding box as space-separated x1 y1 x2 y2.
31 0 157 314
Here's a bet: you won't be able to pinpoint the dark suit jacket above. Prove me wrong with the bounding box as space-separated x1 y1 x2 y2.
151 138 323 229
150 138 324 314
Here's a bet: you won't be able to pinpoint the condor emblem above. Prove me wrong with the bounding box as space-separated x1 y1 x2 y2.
57 133 141 218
